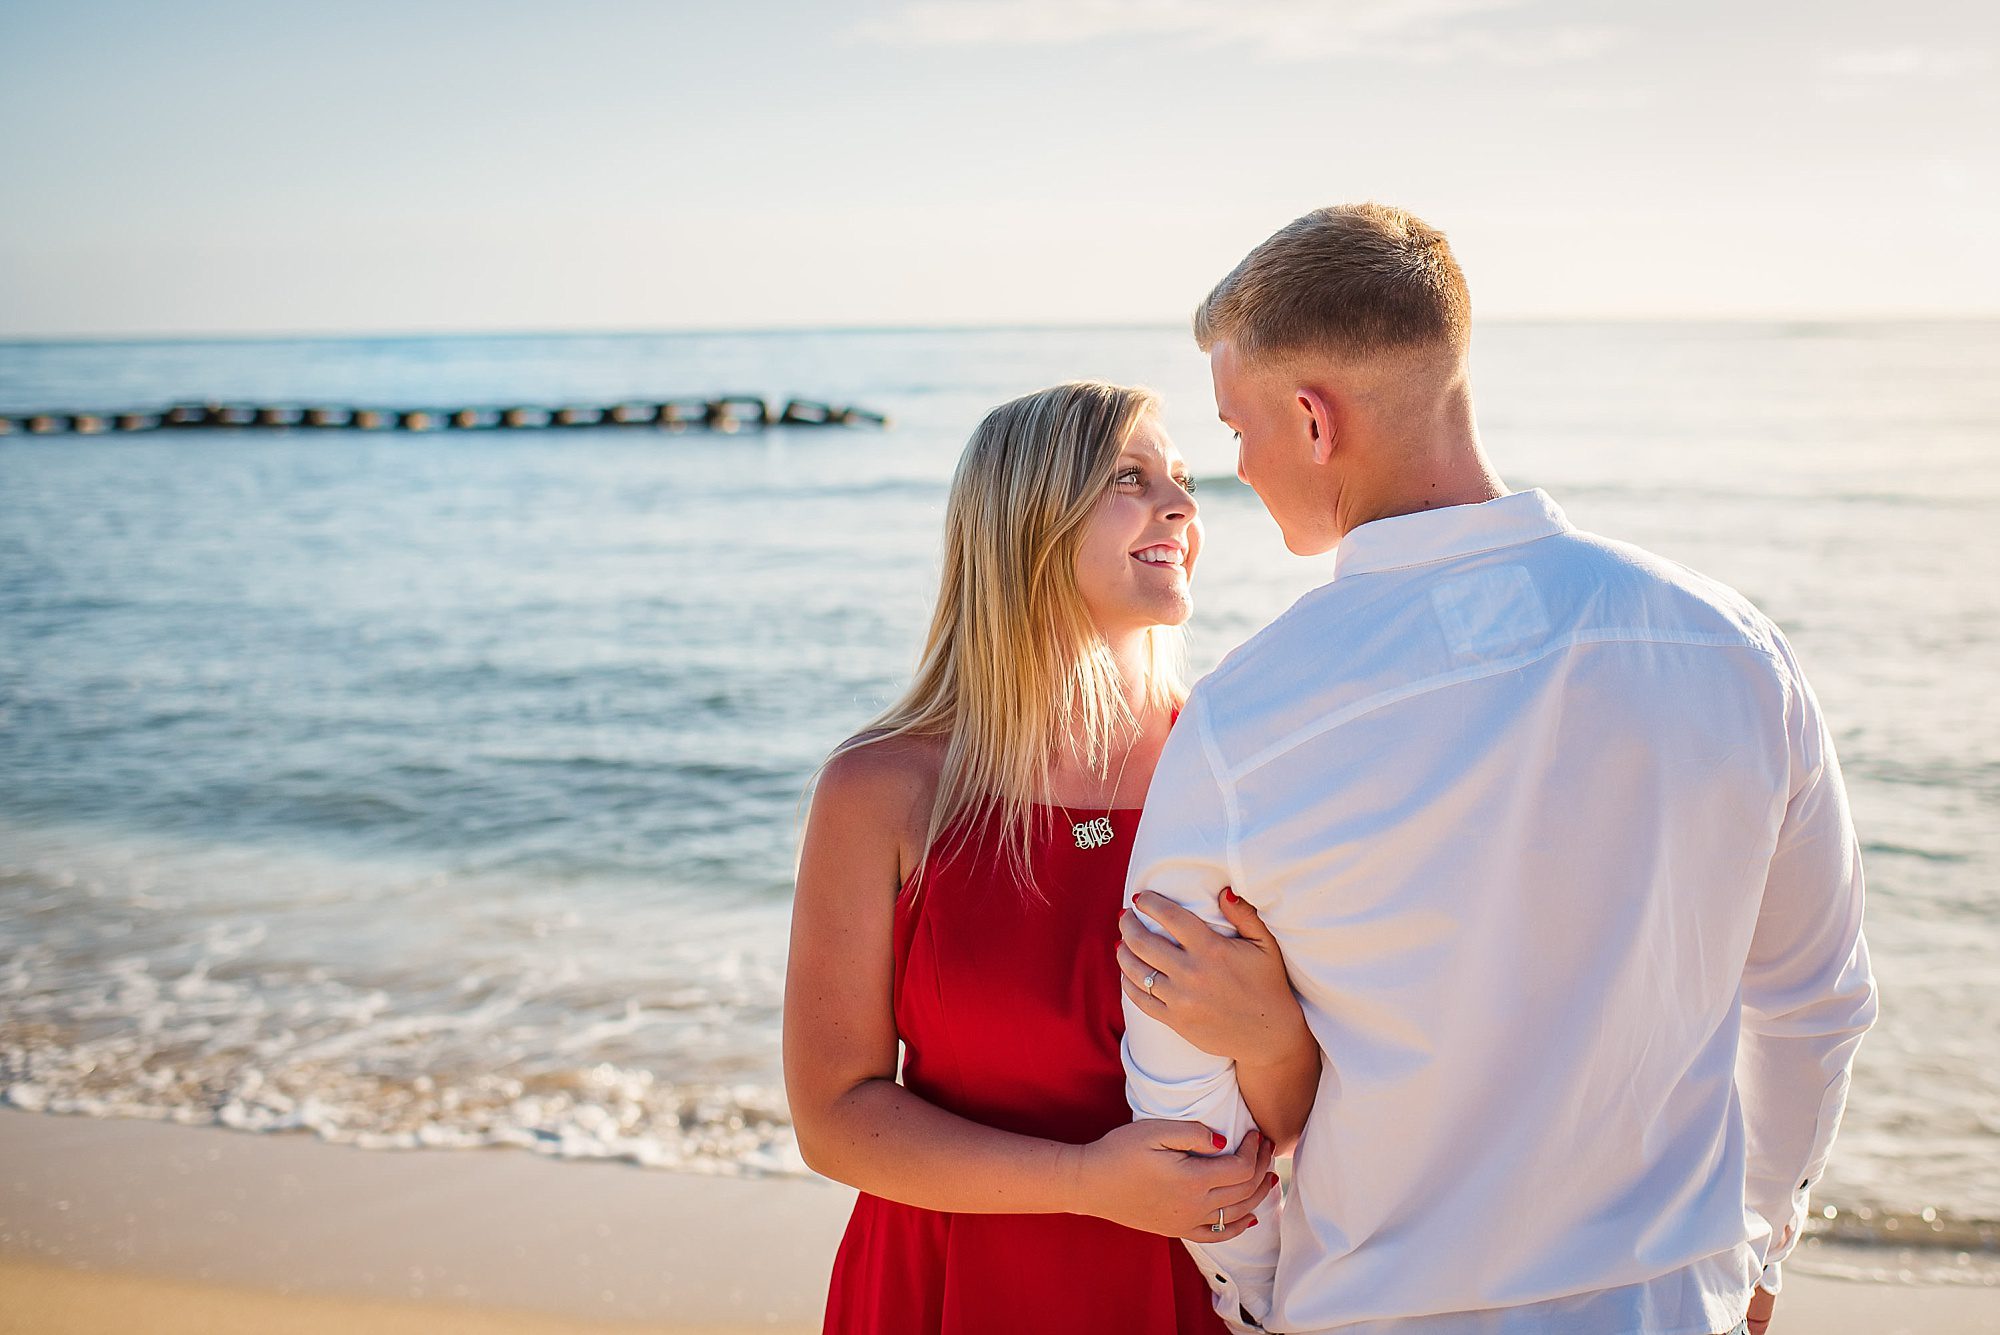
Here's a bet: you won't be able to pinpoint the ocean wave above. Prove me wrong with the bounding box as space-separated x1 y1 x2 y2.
1 1036 805 1178
1790 1238 2000 1286
2 1044 1993 1265
1863 840 1971 865
1807 1204 2000 1255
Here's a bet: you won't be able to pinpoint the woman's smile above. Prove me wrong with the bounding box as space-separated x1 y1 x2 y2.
1130 541 1187 571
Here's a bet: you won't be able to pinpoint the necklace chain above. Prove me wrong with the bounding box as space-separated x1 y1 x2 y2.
1072 725 1140 852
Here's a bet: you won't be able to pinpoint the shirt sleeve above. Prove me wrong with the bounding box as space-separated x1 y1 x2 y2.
1121 692 1281 1329
1736 639 1879 1280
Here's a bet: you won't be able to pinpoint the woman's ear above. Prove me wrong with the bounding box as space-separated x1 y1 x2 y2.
1297 387 1336 466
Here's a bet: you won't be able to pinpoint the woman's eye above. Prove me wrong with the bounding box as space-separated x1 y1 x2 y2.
1115 469 1143 487
1177 476 1197 494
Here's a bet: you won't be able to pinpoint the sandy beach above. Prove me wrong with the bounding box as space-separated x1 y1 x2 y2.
0 1107 840 1333
1 1107 1993 1335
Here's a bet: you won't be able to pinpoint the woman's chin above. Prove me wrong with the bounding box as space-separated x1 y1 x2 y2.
1145 592 1195 629
1088 589 1194 638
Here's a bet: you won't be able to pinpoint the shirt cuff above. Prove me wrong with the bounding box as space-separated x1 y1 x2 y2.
1186 1253 1277 1331
1757 1260 1783 1295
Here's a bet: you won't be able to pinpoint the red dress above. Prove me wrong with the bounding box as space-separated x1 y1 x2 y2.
821 802 1227 1335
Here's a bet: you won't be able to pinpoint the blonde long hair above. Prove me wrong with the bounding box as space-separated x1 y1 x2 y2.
843 381 1186 881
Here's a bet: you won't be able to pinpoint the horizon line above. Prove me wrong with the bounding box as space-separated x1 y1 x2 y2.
4 312 1998 348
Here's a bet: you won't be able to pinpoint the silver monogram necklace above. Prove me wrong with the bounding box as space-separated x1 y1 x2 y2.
1072 727 1139 852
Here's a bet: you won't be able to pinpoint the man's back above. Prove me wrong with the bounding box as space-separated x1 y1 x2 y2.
1123 490 1876 1334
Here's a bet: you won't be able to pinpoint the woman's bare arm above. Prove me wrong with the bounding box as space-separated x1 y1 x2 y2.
782 744 1275 1237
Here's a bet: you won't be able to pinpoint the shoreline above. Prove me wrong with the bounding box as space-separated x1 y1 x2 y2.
2 1107 1995 1334
0 1107 846 1331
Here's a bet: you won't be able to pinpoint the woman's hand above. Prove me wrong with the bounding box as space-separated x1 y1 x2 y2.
1068 1122 1276 1242
1117 888 1323 1151
1116 888 1306 1068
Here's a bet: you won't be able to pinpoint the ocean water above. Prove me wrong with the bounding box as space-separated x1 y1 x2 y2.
2 324 1996 1277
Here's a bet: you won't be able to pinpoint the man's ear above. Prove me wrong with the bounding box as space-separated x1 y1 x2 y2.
1298 387 1336 466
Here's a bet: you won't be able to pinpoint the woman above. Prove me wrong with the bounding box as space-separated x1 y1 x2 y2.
784 382 1322 1334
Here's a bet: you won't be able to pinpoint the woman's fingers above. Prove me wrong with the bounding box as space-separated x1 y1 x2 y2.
1113 940 1161 989
1189 1131 1264 1190
1115 943 1171 996
1202 1158 1277 1208
1188 1153 1278 1241
1117 966 1172 1018
1141 1119 1229 1155
1178 1201 1263 1242
1131 891 1216 949
1209 1170 1279 1214
1118 905 1184 970
1233 1126 1267 1162
1256 1131 1276 1174
1216 886 1274 944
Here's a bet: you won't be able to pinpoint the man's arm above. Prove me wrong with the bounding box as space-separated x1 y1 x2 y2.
1737 645 1879 1293
1122 693 1282 1329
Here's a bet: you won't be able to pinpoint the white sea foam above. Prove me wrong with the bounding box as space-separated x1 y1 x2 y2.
1 823 802 1177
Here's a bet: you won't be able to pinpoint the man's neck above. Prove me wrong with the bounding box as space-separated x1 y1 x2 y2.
1336 388 1505 534
1340 464 1507 533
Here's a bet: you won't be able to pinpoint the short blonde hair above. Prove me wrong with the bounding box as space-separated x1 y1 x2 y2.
1193 203 1470 362
839 381 1183 883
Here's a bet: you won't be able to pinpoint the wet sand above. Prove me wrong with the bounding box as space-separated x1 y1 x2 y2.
1 1107 1993 1334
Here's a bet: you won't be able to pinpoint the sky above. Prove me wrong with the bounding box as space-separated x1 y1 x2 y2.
1 0 1995 338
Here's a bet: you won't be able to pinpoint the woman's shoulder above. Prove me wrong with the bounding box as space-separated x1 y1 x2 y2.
813 731 944 829
808 733 944 887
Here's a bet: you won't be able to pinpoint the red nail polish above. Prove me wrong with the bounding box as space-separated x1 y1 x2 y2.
1211 1132 1226 1149
1222 887 1237 903
1266 1172 1278 1188
1247 1215 1258 1227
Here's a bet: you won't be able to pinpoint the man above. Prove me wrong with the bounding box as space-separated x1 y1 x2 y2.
1120 204 1877 1335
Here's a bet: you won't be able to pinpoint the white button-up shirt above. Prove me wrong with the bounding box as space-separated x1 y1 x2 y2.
1122 489 1877 1335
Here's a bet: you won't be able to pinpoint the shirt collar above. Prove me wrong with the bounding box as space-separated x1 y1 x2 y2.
1330 488 1572 580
